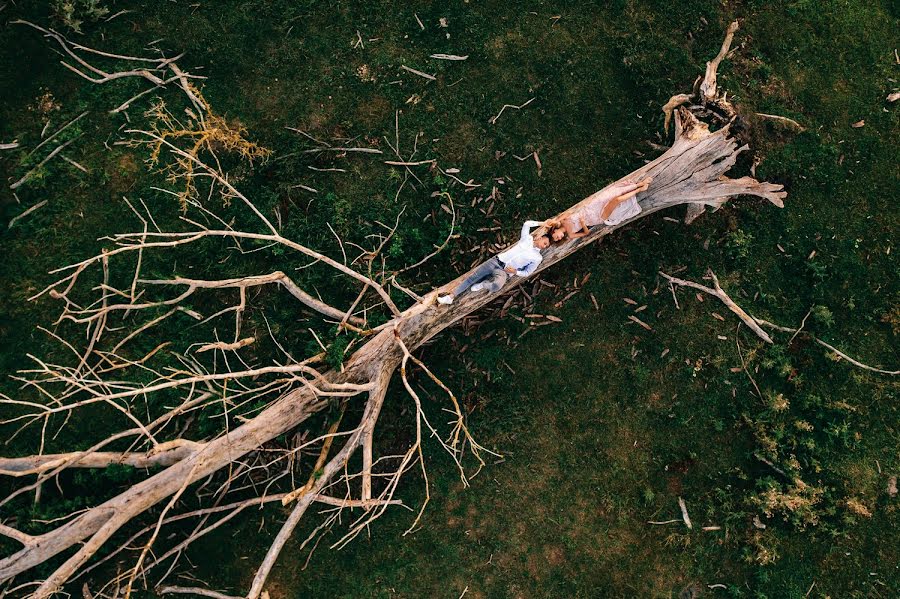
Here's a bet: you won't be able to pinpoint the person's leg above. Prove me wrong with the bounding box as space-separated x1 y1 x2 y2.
481 268 509 292
451 257 501 297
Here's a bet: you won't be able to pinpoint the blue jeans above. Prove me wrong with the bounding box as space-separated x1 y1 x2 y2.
451 256 509 297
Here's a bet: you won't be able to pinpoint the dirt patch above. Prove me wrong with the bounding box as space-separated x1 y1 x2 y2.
354 94 391 130
543 544 565 566
109 152 140 193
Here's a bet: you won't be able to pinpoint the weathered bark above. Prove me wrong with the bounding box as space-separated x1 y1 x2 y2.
0 20 786 598
0 108 783 596
0 440 204 476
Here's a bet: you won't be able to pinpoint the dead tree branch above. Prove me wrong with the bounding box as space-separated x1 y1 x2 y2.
0 21 792 599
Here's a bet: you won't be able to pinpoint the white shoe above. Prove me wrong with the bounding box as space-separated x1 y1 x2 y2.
471 283 485 292
437 294 454 305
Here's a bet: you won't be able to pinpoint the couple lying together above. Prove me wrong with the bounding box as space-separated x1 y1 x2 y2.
438 177 651 305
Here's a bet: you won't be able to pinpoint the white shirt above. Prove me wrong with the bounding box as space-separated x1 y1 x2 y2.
497 220 543 276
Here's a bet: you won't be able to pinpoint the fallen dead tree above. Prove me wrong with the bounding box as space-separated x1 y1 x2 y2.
1 21 786 599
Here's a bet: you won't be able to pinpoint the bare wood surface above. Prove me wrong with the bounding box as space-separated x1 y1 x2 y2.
0 21 793 599
659 269 774 343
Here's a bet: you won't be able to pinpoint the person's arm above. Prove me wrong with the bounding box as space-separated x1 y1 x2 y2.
519 220 543 242
516 255 542 276
566 217 590 239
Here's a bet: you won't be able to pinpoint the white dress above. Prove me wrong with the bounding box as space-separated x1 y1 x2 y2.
568 181 643 229
603 195 641 225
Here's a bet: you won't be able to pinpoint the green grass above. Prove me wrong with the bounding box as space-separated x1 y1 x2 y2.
1 0 898 597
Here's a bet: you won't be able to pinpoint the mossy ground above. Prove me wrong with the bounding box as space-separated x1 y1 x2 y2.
1 1 898 597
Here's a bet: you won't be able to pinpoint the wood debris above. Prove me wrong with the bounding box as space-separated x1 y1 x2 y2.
8 200 48 229
488 97 535 125
197 337 256 353
430 54 468 61
756 112 805 131
400 64 436 81
678 497 693 529
628 315 652 331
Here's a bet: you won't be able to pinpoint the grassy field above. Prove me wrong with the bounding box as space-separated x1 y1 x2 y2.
1 1 898 597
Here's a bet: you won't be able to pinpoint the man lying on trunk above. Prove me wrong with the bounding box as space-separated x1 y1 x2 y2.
437 220 550 305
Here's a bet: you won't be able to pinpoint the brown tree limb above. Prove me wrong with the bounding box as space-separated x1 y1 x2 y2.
0 439 204 477
755 320 899 376
700 20 740 102
139 272 365 326
659 269 774 343
0 21 790 598
659 272 898 376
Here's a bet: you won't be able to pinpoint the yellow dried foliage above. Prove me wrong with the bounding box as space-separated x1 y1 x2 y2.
144 84 271 210
754 479 824 529
845 497 872 518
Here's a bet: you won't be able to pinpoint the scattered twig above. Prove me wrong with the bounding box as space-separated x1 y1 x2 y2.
158 586 241 599
660 269 773 343
8 201 48 229
488 97 535 125
11 136 82 190
383 159 435 166
26 111 88 158
61 155 89 173
628 315 652 331
788 308 812 345
678 497 693 530
661 271 897 376
755 320 900 376
430 54 468 61
756 112 805 131
400 64 436 81
736 327 763 399
300 146 382 155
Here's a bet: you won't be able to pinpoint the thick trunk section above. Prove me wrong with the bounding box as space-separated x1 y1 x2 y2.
1 109 784 597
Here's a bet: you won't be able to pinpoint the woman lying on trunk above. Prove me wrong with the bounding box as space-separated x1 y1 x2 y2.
547 177 653 242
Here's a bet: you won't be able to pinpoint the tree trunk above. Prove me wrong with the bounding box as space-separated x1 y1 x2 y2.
0 20 786 598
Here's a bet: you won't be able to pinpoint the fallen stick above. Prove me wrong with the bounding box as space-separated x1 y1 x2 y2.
430 53 468 61
660 271 898 375
660 269 773 343
11 136 82 190
754 320 899 376
756 112 805 131
25 111 88 158
7 200 48 229
678 497 693 530
400 64 436 81
488 97 535 125
158 586 241 599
